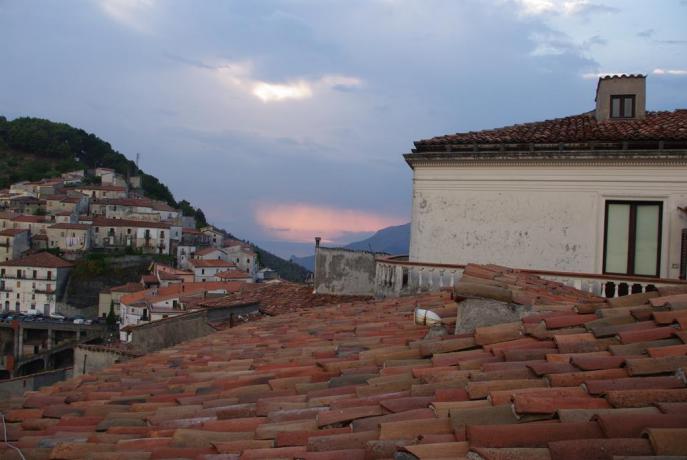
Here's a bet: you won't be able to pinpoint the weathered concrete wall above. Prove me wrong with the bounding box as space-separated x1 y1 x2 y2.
409 165 687 278
129 303 259 353
73 345 137 376
0 367 72 398
596 76 645 121
314 247 381 296
130 311 214 353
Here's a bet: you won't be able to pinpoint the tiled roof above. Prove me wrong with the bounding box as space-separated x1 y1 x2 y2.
3 265 686 459
12 215 50 223
199 282 372 316
119 282 245 306
110 282 146 294
31 233 48 241
93 198 177 213
216 270 252 280
0 228 28 237
158 271 182 281
48 223 91 230
75 185 127 192
0 251 73 268
195 247 227 257
42 194 69 201
92 217 171 230
191 259 237 268
413 110 687 151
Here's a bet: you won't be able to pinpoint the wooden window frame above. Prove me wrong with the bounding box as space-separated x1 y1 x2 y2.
610 94 636 118
603 200 663 277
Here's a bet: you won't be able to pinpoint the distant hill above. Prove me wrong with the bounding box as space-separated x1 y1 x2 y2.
0 115 310 282
290 223 410 271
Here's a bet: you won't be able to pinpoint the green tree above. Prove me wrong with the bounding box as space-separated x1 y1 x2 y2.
106 301 117 328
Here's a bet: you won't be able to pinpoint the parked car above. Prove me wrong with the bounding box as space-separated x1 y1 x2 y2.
73 318 85 325
26 308 40 316
49 313 66 321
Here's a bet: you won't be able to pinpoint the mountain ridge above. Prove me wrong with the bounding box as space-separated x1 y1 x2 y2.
290 222 410 271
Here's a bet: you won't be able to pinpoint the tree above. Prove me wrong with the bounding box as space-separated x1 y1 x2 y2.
194 208 208 228
106 300 117 329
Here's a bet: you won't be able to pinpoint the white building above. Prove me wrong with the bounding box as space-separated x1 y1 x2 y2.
91 217 171 254
405 75 687 279
188 259 238 282
225 242 258 277
46 223 92 252
0 252 73 315
201 226 225 248
194 247 228 261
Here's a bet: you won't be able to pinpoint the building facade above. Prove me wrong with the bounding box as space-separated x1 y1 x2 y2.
0 229 30 262
406 75 687 279
46 223 92 252
0 252 73 315
91 217 171 254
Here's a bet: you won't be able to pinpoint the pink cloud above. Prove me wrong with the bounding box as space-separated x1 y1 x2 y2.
255 202 406 243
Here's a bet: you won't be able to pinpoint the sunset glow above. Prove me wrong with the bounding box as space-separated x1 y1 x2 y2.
255 202 405 243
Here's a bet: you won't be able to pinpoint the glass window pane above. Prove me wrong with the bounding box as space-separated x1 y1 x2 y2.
623 97 634 117
605 204 630 273
611 97 621 117
634 205 660 276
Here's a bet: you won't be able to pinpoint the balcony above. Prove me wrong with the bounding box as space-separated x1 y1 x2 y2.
375 255 687 299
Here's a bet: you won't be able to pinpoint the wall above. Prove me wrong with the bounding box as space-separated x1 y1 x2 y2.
0 367 72 398
128 302 259 353
595 77 646 121
56 302 98 318
409 164 687 278
73 345 137 376
314 247 381 296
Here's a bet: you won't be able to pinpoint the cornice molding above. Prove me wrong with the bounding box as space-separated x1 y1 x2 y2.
405 151 687 168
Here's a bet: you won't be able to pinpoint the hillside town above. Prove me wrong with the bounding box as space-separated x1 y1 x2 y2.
1 1 687 458
0 167 287 375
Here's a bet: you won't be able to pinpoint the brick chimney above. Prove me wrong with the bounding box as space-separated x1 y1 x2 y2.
595 74 646 121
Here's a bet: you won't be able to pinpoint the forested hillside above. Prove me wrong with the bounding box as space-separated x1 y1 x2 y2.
0 116 311 282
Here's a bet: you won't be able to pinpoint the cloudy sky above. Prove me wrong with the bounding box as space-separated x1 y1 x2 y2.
1 0 685 257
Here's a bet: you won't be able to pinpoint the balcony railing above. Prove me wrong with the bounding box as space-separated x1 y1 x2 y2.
375 256 687 299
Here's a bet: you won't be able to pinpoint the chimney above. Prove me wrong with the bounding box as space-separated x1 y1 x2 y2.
595 74 646 121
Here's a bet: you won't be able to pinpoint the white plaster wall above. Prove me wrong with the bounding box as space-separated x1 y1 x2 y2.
409 165 687 278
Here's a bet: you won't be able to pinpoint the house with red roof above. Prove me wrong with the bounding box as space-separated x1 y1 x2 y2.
225 239 258 278
406 75 687 280
11 214 52 235
0 252 73 315
97 281 145 318
73 184 128 200
188 258 239 282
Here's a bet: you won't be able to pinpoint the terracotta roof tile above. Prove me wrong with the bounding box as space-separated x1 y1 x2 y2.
0 251 73 268
413 110 687 150
6 263 687 460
